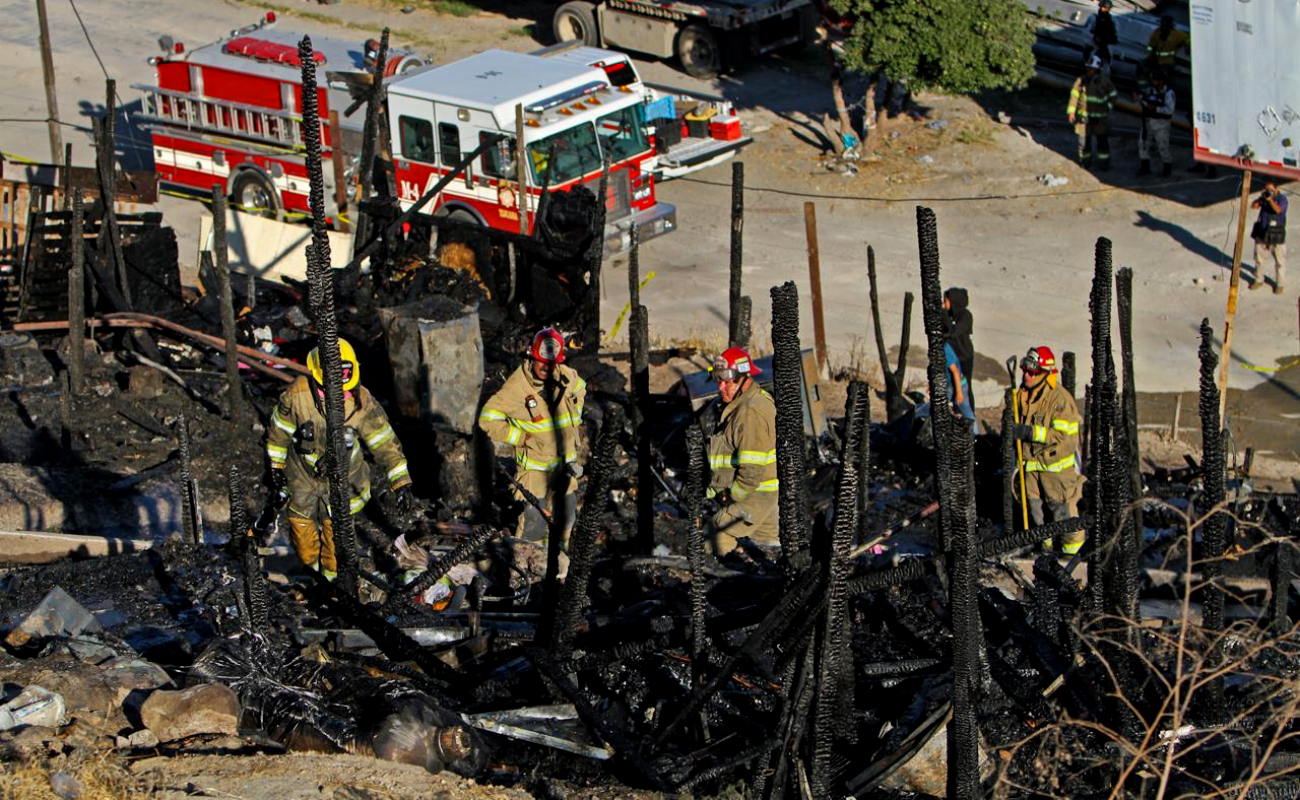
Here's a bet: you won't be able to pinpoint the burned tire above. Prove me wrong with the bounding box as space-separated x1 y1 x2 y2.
676 23 721 79
552 2 599 46
230 170 279 220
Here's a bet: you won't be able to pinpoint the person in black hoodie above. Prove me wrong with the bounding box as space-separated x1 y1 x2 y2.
944 287 975 407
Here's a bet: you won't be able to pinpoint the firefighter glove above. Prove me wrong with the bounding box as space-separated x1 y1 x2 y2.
1010 424 1036 442
269 467 287 493
393 485 414 515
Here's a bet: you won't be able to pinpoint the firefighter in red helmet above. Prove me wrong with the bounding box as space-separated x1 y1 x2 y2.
1007 346 1086 555
706 346 779 555
478 328 586 544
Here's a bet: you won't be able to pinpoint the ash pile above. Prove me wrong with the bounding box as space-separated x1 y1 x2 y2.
2 46 1300 800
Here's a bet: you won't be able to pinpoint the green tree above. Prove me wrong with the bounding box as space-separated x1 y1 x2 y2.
829 0 1036 94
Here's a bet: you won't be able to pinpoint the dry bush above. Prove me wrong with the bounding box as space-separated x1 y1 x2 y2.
993 500 1300 799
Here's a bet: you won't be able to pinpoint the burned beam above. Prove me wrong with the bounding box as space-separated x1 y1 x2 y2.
728 161 745 347
68 189 85 395
771 281 811 572
210 186 245 428
299 36 359 597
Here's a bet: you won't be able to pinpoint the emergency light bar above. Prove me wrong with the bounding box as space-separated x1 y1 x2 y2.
524 81 607 115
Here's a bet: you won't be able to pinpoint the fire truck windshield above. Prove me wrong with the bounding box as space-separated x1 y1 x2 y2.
527 105 649 185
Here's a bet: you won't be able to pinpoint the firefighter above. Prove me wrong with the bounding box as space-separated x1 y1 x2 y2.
706 347 779 555
266 339 412 579
1007 346 1085 555
1067 55 1117 171
478 328 586 544
1147 15 1190 69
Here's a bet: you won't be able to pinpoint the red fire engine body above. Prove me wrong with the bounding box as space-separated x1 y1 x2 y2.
135 16 424 223
135 16 676 253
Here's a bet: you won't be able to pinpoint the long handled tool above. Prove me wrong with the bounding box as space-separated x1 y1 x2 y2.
1006 356 1030 530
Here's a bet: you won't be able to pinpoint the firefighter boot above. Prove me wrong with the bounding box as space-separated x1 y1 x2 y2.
1136 159 1151 176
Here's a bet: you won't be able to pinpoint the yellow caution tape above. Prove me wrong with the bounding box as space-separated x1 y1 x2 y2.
605 271 656 343
1240 356 1300 374
1 151 38 164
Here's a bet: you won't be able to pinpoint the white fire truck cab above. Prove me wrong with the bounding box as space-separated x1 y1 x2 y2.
135 16 675 256
387 49 676 254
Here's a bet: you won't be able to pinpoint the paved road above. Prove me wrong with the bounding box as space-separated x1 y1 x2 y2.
3 0 1294 418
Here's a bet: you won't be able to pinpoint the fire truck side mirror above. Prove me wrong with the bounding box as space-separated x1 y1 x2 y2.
158 35 175 55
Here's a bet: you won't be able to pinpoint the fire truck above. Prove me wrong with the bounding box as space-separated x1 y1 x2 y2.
135 15 676 254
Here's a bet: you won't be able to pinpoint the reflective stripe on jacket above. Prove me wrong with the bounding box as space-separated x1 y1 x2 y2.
1017 378 1083 476
478 362 586 473
1068 75 1116 121
266 376 410 519
1147 29 1189 64
708 381 779 505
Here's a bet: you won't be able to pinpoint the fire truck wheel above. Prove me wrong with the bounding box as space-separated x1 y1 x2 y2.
230 171 279 220
676 24 721 80
552 2 598 47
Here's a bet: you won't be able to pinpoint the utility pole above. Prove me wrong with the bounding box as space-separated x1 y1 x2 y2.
1217 169 1252 427
36 0 63 165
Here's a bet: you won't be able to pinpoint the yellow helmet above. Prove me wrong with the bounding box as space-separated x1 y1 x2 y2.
307 338 360 391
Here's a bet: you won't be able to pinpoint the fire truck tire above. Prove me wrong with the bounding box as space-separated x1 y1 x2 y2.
676 24 721 80
552 2 599 47
230 170 280 220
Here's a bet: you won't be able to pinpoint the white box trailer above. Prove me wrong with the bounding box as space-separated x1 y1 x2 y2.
1191 1 1300 180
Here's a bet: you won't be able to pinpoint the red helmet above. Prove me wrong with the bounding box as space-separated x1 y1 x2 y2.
711 346 761 382
1021 345 1058 376
530 328 566 365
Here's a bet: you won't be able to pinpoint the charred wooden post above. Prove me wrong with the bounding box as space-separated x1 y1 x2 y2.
917 207 953 552
579 155 609 352
867 245 915 421
733 295 752 350
628 225 654 552
1196 318 1227 722
945 413 983 800
68 190 85 395
771 281 811 572
300 36 359 597
1113 267 1141 618
176 415 200 547
728 161 745 347
1085 237 1115 608
811 381 867 795
211 186 245 428
684 425 708 693
1271 539 1293 635
1062 350 1077 398
1001 387 1016 530
229 465 266 632
95 82 132 307
551 408 621 657
351 28 389 260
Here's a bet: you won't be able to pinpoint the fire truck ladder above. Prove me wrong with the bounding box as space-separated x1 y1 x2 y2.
133 84 306 151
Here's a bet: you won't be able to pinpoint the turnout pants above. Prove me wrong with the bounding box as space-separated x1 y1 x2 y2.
1019 470 1085 548
514 468 576 544
1138 118 1171 164
288 516 344 578
710 494 779 555
1076 122 1110 167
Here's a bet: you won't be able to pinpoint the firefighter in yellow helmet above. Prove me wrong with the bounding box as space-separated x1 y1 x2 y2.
264 338 412 579
1007 346 1086 555
478 328 586 543
706 347 779 555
